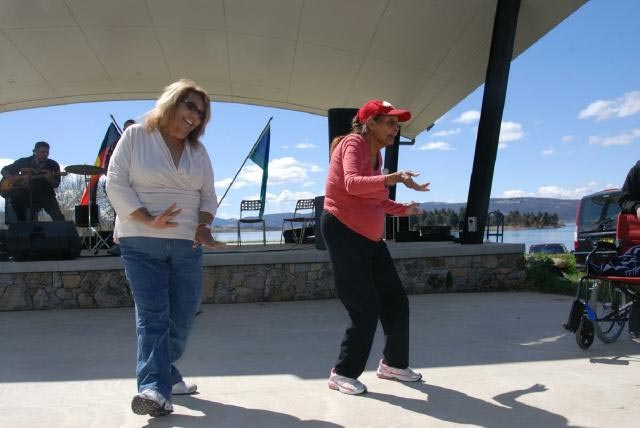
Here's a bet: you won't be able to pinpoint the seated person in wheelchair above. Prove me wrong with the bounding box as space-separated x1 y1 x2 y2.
618 160 640 337
619 160 640 221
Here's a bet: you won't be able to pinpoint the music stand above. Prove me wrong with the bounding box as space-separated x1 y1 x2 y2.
65 164 106 253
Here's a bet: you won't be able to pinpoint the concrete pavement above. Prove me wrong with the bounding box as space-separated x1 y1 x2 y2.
0 291 638 427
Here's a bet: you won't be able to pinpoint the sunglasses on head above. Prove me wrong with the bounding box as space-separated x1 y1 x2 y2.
180 99 206 120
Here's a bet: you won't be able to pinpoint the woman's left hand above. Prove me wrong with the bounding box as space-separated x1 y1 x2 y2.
403 174 430 192
387 170 430 192
404 202 423 216
193 225 228 249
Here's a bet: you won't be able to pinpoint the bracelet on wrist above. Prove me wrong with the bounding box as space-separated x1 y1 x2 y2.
197 223 211 229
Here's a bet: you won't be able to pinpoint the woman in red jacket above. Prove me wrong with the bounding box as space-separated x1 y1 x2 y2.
322 100 430 395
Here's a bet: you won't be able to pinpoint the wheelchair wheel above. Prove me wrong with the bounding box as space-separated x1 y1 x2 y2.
576 316 594 349
589 280 626 343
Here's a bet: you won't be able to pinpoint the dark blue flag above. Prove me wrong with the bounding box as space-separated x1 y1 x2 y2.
248 123 270 217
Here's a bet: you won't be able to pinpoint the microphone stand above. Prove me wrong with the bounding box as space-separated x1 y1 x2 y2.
27 173 35 222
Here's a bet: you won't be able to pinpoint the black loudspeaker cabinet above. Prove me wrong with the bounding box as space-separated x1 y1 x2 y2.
74 204 99 227
327 108 358 155
7 221 82 261
314 196 326 250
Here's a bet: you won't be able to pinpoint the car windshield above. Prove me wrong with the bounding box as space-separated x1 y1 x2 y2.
577 192 620 232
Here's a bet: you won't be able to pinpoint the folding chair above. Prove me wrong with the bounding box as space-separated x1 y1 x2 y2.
280 199 315 244
237 200 266 246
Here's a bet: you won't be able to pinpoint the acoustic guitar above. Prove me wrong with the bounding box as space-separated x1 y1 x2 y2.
0 168 68 198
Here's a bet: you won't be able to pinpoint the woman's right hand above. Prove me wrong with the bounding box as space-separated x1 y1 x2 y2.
146 203 182 228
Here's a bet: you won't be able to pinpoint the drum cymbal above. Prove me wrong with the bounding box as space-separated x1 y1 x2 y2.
65 164 106 176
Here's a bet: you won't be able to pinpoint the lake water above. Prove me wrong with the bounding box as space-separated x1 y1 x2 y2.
497 223 575 252
216 223 577 252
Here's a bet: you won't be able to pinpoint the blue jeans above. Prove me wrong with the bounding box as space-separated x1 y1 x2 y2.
119 237 202 399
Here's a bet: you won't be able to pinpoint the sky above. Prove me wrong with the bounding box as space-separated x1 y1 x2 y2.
1 0 639 220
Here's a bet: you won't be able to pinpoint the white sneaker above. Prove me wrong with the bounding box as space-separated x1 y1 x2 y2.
131 389 174 417
328 368 367 395
172 380 197 395
376 359 422 382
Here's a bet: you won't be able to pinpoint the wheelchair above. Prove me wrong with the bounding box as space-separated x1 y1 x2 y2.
564 213 640 349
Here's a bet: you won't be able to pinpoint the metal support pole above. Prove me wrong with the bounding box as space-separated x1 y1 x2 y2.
462 0 521 244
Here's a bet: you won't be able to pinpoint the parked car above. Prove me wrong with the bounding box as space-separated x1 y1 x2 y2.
574 188 621 268
528 243 568 255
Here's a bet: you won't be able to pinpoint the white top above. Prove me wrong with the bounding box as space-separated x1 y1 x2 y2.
105 124 217 241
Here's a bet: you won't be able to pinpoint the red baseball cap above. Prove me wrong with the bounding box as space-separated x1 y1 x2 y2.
357 100 411 123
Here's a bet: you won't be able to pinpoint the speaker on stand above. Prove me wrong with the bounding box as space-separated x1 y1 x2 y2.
315 108 359 251
327 108 358 157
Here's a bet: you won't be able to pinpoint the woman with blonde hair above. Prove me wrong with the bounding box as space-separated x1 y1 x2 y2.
107 79 222 416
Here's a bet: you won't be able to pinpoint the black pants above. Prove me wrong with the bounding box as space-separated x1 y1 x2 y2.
10 190 65 222
321 211 410 379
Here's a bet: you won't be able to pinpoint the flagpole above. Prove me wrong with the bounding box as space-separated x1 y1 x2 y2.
217 117 272 206
109 114 123 134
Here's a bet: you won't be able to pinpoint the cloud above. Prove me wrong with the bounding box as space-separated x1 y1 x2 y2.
499 121 524 143
541 147 554 156
453 110 480 124
561 135 574 143
578 90 640 121
295 143 316 149
214 177 234 192
502 184 598 199
461 120 523 149
243 189 319 213
503 189 533 198
0 158 14 169
588 128 640 147
432 128 461 137
416 141 454 151
267 189 317 204
537 185 591 199
294 138 317 149
220 156 322 191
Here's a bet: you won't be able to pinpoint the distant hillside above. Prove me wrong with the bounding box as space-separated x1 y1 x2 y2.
418 197 580 224
215 197 580 229
1 197 581 229
214 212 293 230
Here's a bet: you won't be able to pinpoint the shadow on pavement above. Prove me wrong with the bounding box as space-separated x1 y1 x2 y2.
141 395 343 428
364 381 585 428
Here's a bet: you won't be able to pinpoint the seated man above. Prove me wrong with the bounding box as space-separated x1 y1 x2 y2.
1 141 65 222
619 160 640 220
618 160 640 338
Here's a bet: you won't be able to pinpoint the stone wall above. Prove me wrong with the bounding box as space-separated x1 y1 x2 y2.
0 251 526 311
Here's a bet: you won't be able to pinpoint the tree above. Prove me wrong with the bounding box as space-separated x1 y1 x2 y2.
55 175 114 225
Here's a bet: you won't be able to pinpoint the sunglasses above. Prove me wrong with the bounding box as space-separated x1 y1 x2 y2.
180 99 206 120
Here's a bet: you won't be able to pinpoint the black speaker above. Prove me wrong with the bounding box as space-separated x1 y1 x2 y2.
0 228 7 255
6 221 81 261
327 108 358 155
74 204 99 227
314 196 326 250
